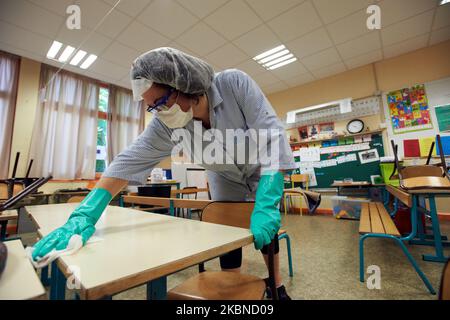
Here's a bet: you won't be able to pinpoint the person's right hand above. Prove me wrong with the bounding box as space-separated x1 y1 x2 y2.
31 188 113 261
31 215 96 261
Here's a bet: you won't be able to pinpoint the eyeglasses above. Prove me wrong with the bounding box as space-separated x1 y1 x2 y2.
146 88 175 113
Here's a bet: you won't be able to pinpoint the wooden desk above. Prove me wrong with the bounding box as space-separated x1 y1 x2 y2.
0 210 18 240
331 182 374 197
386 185 450 262
0 240 46 300
26 203 253 300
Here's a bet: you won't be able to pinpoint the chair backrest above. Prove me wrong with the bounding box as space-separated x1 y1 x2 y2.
439 259 450 300
291 174 309 190
182 186 198 199
200 201 278 300
201 202 254 229
67 196 86 203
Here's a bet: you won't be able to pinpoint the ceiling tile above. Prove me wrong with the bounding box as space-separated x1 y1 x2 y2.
267 1 323 42
429 25 450 45
102 0 152 17
89 58 130 80
381 10 434 46
285 72 315 87
233 24 281 57
327 9 371 45
383 34 429 59
0 40 46 63
175 0 230 19
379 0 437 27
137 0 199 39
432 3 450 31
72 0 131 39
286 27 333 59
101 42 140 68
204 0 262 41
166 41 198 56
28 0 75 17
0 0 64 39
245 0 305 21
117 21 171 53
203 43 248 69
344 49 382 69
311 62 346 79
336 32 381 60
262 81 289 95
175 22 227 56
312 0 373 24
0 20 53 58
270 61 308 81
301 47 342 70
55 26 113 55
234 59 266 77
251 72 280 87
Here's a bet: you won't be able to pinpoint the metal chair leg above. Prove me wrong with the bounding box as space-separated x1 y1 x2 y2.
279 233 294 277
359 235 368 282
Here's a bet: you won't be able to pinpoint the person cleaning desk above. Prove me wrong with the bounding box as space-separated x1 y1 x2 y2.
31 47 308 299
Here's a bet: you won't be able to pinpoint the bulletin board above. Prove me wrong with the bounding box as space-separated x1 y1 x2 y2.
383 76 450 158
293 134 385 188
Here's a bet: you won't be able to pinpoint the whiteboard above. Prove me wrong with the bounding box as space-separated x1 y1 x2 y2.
382 76 450 158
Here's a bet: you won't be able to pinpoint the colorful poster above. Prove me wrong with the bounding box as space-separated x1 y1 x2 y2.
435 105 450 132
387 84 433 134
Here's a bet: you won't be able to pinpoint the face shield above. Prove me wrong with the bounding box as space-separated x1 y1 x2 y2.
131 77 153 101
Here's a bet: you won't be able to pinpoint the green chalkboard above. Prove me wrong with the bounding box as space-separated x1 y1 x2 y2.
293 134 385 188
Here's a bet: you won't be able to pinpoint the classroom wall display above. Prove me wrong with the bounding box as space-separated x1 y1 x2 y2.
435 105 450 132
358 149 379 164
387 84 433 134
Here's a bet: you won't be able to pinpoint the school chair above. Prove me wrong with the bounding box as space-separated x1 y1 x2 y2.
167 201 279 300
284 174 309 216
179 186 199 219
439 259 450 300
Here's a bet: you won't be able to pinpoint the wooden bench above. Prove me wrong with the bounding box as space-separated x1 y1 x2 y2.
359 202 400 237
359 200 435 294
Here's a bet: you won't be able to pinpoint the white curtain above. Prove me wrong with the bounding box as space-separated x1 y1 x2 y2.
0 51 19 179
107 85 145 163
29 65 99 179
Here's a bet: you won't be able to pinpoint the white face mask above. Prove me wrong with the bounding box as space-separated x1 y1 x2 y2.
157 103 193 128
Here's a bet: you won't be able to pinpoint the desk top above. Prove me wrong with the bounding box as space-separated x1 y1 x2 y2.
0 240 46 300
26 204 253 299
146 180 179 185
0 210 18 222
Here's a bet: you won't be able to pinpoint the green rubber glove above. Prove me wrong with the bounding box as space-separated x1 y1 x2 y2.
250 171 283 250
32 188 112 261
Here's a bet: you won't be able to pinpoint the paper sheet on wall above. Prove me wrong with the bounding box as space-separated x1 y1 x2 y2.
336 156 347 164
299 147 321 162
345 153 357 162
300 167 317 187
419 137 436 157
321 159 338 167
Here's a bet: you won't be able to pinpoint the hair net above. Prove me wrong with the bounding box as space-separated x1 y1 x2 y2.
131 47 214 95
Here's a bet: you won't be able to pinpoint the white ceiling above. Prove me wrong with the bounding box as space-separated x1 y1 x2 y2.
0 0 449 95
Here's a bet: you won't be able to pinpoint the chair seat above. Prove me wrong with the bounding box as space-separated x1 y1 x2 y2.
167 271 266 300
278 229 286 236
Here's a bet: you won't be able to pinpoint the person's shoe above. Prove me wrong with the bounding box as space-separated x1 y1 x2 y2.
264 280 292 300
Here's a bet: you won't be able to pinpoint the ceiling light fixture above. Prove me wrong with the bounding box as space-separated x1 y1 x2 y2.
46 41 63 59
58 45 75 62
253 45 297 71
69 50 87 66
80 54 97 69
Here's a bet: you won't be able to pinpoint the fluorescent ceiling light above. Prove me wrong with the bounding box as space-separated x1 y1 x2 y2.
268 57 297 70
69 50 87 66
258 49 290 64
440 0 449 5
46 41 63 59
264 54 294 68
80 54 97 69
253 45 285 61
58 45 75 62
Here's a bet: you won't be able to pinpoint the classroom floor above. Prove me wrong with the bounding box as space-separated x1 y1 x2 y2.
22 214 450 300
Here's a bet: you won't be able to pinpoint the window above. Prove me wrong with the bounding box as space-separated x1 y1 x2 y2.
96 86 109 173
